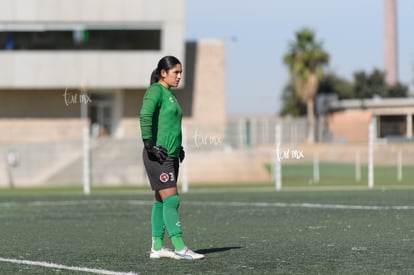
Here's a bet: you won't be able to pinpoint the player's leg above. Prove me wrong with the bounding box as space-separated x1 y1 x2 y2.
149 190 181 259
144 152 203 260
159 188 204 259
143 149 178 259
151 191 164 251
158 187 185 251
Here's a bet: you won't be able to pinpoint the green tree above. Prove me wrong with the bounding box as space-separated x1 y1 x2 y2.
353 69 386 98
280 83 306 116
353 69 408 98
317 73 354 99
386 82 409 97
283 27 329 143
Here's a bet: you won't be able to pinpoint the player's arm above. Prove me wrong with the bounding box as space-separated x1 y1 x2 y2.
139 86 167 163
139 86 161 140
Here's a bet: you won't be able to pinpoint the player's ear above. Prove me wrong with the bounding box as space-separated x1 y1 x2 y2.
160 69 168 78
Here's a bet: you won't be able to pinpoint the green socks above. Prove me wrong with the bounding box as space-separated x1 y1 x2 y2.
152 237 163 251
151 195 186 251
163 195 186 251
171 235 186 251
151 201 164 251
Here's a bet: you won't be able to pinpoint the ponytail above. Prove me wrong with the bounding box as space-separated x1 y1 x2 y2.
150 68 160 85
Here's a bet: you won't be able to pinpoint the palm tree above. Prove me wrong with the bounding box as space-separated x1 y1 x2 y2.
283 27 329 143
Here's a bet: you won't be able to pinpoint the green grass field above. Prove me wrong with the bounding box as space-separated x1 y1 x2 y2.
276 163 414 186
1 187 414 274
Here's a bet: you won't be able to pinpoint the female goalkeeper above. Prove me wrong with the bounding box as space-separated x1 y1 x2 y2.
139 55 204 260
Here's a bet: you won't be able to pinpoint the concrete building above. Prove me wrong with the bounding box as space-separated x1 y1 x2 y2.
0 0 186 142
0 0 226 141
327 98 414 142
0 0 228 187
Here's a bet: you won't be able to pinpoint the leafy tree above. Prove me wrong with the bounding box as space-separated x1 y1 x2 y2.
280 83 306 116
353 69 408 98
283 27 329 143
386 82 409 97
353 69 386 98
317 73 354 99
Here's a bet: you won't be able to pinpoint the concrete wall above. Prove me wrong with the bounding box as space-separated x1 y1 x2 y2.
326 109 371 142
0 90 82 142
0 119 82 143
190 40 226 126
0 0 185 88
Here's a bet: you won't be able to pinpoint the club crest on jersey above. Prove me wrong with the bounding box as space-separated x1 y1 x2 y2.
159 172 170 183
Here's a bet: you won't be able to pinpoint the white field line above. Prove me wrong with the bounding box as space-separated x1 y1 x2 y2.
0 200 152 207
0 257 138 275
181 201 414 210
1 199 414 210
131 200 400 210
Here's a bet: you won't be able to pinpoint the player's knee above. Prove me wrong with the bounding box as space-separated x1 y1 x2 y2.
163 194 180 209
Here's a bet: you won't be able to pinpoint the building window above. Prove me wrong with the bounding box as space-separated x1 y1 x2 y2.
379 115 406 138
0 29 161 50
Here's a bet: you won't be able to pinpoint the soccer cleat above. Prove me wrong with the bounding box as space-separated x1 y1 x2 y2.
174 247 205 260
150 248 182 259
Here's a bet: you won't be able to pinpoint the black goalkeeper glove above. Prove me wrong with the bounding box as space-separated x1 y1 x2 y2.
143 139 167 164
179 146 185 163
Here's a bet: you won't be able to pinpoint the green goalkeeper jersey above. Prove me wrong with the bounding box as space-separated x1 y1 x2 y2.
140 83 183 158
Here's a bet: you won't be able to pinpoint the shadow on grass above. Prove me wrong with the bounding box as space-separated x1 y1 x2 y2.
196 246 242 254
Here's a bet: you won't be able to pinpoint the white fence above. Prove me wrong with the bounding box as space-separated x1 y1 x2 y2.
1 117 413 191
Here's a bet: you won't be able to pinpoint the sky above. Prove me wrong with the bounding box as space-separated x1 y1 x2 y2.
185 0 414 115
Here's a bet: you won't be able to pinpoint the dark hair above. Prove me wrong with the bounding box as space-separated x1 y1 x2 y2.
150 55 182 84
